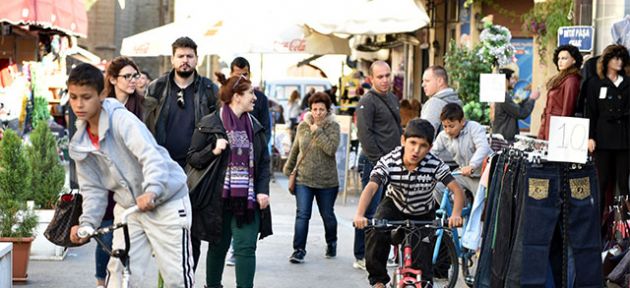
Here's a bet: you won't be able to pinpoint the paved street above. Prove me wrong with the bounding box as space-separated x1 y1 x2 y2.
22 173 468 288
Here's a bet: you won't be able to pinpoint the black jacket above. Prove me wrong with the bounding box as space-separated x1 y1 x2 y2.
492 93 535 142
186 110 272 243
585 75 630 150
356 89 402 162
144 70 219 146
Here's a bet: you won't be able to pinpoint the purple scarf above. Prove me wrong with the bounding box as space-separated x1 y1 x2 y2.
221 106 256 225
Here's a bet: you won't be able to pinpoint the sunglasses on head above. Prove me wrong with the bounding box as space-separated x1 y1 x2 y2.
118 73 141 81
232 74 247 89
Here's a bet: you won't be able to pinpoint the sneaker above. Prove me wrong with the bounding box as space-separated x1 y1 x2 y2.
289 249 306 263
225 254 236 266
353 258 366 270
372 283 386 288
325 242 337 258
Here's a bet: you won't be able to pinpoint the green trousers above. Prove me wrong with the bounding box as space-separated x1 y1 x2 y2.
206 209 260 288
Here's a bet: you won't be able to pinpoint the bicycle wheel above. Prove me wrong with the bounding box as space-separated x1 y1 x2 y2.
460 248 478 287
432 232 458 288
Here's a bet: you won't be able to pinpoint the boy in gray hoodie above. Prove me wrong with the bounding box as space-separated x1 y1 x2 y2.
67 64 194 288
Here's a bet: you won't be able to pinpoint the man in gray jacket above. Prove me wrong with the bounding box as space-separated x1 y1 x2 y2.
420 65 463 136
354 61 402 270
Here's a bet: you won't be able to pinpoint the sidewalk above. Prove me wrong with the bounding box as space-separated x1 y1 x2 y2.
23 173 370 287
23 173 468 287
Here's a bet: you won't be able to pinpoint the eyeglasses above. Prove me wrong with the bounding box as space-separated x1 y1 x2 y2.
117 73 141 81
232 74 247 89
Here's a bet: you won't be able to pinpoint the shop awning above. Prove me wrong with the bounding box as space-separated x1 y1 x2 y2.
304 0 430 35
0 0 88 37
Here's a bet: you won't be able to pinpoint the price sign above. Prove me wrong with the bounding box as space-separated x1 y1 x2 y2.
479 73 506 103
547 116 589 164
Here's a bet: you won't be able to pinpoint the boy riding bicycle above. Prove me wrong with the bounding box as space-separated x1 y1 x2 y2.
354 118 464 288
66 64 194 288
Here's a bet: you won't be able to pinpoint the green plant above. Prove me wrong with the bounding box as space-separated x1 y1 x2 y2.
26 120 65 209
0 129 37 238
444 40 493 125
31 96 51 129
522 0 573 64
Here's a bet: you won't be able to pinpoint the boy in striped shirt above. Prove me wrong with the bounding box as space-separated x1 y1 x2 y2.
354 118 464 288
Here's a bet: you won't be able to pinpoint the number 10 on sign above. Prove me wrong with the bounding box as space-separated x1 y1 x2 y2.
548 116 589 164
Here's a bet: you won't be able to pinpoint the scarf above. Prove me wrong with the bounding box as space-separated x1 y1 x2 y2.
546 67 581 91
221 106 256 225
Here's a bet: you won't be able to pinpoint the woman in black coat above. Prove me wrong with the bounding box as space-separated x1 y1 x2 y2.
186 75 271 288
586 44 630 214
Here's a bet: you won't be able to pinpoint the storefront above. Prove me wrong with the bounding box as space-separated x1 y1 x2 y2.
0 0 88 132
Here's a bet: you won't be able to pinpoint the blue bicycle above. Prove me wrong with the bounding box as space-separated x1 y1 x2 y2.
433 171 476 287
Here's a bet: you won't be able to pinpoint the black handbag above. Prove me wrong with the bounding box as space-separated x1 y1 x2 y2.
44 192 84 247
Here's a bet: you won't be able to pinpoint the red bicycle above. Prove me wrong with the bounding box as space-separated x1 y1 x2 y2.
367 218 456 288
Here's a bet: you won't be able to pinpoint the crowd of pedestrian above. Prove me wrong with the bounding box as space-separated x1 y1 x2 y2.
52 32 630 288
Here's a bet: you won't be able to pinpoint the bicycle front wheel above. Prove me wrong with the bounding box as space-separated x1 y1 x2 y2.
432 232 458 288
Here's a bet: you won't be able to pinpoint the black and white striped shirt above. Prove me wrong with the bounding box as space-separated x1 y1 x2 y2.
370 146 454 215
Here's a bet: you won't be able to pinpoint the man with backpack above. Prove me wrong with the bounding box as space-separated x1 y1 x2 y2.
143 37 218 269
143 36 219 168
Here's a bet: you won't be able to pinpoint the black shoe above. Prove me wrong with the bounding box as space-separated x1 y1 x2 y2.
289 249 306 263
325 242 337 258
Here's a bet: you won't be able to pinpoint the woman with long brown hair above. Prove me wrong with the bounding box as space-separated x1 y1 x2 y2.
537 45 583 140
104 56 144 119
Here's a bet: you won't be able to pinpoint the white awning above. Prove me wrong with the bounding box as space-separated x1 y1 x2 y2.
304 0 430 35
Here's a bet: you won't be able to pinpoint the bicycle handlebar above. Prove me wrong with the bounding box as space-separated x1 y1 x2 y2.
78 206 139 238
358 218 448 229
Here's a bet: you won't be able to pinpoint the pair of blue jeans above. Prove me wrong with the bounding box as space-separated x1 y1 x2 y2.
292 184 339 251
354 153 383 260
521 162 601 288
95 219 114 281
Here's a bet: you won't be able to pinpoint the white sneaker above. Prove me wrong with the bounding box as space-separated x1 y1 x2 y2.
353 258 366 270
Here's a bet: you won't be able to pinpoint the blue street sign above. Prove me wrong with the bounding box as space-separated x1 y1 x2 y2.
557 26 594 52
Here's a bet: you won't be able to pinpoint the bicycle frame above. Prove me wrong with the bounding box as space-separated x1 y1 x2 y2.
433 187 472 263
78 206 138 288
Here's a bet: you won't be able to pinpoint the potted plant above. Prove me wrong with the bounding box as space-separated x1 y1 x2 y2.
26 120 67 260
0 129 38 282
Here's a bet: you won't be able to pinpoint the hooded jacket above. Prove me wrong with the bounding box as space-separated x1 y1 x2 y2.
283 112 340 189
420 88 463 136
70 99 188 230
186 110 272 242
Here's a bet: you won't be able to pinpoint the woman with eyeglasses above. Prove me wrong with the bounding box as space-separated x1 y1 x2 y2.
186 75 271 288
104 56 144 119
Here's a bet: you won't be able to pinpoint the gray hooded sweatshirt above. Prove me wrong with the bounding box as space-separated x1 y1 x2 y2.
69 99 188 229
420 88 463 136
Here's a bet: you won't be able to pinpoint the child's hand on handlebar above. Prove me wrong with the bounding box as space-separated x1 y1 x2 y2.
460 166 474 177
448 215 463 228
353 215 368 229
136 192 157 212
70 225 90 244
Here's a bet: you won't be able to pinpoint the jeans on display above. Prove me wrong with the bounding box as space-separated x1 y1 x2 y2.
365 197 435 286
95 219 114 281
354 153 383 260
504 158 529 287
520 162 601 288
475 153 505 288
491 157 524 287
292 184 339 251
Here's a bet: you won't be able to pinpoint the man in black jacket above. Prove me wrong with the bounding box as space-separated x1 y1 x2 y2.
144 37 218 271
144 37 219 169
229 57 271 143
353 61 402 270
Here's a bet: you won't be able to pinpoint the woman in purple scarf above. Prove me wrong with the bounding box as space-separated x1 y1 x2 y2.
187 75 272 288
